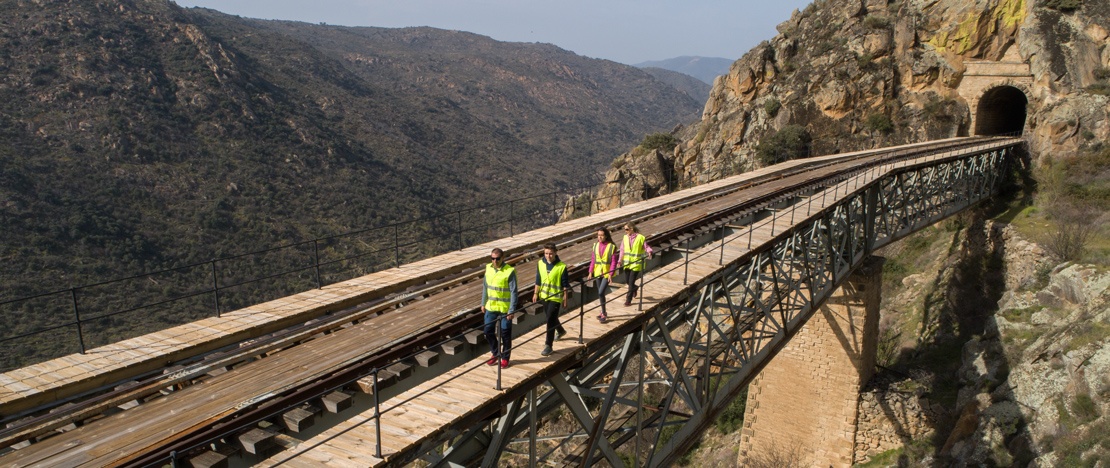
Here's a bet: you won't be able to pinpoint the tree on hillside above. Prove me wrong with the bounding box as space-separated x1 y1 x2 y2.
756 125 812 166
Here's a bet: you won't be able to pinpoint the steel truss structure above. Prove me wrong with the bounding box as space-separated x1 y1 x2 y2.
416 143 1018 467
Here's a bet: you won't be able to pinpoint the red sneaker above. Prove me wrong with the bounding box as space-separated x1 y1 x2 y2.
486 356 498 366
500 359 510 369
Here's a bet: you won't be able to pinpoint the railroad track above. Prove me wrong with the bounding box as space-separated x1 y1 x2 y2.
0 136 1015 466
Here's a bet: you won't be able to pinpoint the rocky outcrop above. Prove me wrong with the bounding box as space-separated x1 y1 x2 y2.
589 0 1110 206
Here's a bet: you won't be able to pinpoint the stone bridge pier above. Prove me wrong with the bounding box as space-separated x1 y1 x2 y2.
737 256 885 467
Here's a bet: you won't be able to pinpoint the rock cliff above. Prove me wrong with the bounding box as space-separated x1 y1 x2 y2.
584 0 1109 211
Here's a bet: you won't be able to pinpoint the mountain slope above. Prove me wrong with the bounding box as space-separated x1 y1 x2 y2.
639 66 713 104
0 0 700 301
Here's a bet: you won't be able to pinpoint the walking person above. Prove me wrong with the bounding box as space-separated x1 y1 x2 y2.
481 248 516 368
588 227 619 323
618 222 653 307
533 244 568 356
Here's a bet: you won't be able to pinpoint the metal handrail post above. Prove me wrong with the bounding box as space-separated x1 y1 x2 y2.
638 260 645 311
457 210 464 250
496 315 504 390
210 260 221 318
578 279 585 344
394 224 400 268
719 225 726 265
313 239 323 289
683 239 690 285
373 369 382 458
71 288 86 354
509 200 514 237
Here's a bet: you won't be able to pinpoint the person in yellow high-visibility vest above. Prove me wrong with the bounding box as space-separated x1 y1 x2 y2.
617 222 653 307
587 227 619 323
481 248 517 368
533 243 568 356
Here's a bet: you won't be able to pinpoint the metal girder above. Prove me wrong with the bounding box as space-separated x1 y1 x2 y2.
413 143 1016 467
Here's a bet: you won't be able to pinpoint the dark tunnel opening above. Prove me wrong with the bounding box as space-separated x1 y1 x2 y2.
974 86 1028 135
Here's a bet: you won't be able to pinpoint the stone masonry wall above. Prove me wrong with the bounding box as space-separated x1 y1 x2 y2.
738 258 883 467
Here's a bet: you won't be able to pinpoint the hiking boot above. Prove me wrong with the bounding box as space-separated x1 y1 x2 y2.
541 345 553 356
556 329 567 340
500 359 510 369
486 356 498 366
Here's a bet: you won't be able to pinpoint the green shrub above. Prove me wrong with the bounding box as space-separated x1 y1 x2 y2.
863 15 891 29
714 384 748 434
640 132 679 152
1043 0 1082 11
865 113 895 135
764 97 781 118
1072 393 1100 422
1086 82 1110 96
756 124 812 166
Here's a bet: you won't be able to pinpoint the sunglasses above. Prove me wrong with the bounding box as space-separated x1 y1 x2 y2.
491 256 502 261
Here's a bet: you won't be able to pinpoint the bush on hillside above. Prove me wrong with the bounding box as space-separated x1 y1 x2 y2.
865 113 895 135
764 97 781 118
756 125 812 166
640 132 679 152
1043 0 1082 11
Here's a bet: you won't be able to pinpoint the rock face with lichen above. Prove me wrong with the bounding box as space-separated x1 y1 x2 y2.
583 0 1110 211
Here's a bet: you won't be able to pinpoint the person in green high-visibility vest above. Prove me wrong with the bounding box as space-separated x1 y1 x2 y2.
617 222 653 307
533 243 569 356
588 227 619 323
481 248 517 369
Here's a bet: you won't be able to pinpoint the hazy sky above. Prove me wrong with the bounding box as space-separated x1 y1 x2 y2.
171 0 813 65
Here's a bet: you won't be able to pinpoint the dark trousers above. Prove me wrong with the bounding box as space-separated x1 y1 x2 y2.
595 277 610 316
624 268 643 303
484 311 512 360
542 300 567 345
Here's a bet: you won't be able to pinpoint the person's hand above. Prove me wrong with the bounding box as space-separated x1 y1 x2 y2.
532 293 538 303
480 306 485 313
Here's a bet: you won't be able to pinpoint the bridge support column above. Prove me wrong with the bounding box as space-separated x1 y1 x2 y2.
738 256 884 467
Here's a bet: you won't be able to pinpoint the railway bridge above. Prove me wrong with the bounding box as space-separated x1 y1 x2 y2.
0 136 1023 467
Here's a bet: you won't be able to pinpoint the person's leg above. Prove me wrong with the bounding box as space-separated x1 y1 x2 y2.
543 301 559 345
625 269 640 304
597 277 609 319
484 311 500 361
500 314 513 361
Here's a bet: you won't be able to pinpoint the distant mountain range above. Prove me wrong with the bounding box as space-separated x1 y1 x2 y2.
639 67 713 105
635 56 734 85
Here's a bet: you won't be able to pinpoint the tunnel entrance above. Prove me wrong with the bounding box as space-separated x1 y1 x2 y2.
975 86 1028 135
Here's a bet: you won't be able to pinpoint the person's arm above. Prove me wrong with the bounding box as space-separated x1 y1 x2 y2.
480 273 487 313
587 249 597 278
532 264 541 303
607 244 619 277
644 237 654 259
560 267 570 305
508 270 518 313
